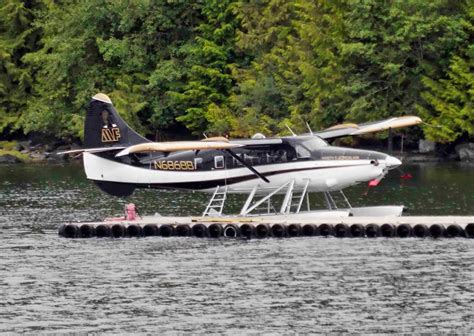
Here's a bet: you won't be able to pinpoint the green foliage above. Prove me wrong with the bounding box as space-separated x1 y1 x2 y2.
418 3 473 143
0 0 43 133
419 49 473 142
0 0 472 142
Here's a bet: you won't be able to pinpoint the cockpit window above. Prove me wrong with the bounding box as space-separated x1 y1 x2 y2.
295 137 328 159
296 145 311 158
303 137 328 150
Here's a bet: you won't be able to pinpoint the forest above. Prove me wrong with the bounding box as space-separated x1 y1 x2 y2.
1 0 472 143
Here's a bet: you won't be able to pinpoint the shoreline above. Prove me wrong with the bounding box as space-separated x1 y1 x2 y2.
1 140 473 164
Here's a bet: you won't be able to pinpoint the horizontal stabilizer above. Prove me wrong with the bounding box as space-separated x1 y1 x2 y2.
57 146 126 155
116 141 242 157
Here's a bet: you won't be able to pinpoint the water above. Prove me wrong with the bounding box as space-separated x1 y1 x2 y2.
0 163 473 333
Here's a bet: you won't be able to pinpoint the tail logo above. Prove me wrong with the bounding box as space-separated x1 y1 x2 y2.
101 128 121 142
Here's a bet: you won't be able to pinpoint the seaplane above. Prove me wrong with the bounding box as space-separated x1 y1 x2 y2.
61 93 422 219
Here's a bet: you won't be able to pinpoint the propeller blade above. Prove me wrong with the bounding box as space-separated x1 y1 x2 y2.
225 149 270 183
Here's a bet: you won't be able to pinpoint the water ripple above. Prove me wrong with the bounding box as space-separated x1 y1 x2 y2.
0 163 473 333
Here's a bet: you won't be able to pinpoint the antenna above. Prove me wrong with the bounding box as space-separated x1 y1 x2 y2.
286 124 297 136
306 122 314 136
202 132 208 139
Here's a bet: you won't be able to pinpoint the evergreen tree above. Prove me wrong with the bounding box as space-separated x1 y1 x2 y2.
0 0 43 134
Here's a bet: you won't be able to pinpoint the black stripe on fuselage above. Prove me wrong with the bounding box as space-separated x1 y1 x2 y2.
93 163 366 191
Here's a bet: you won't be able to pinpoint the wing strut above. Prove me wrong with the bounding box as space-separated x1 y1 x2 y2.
225 149 270 183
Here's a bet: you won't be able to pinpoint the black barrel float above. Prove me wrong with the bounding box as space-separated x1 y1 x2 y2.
58 224 65 237
413 224 429 238
59 224 79 238
318 223 334 237
466 223 474 238
111 223 126 238
429 224 445 238
159 224 175 237
143 224 158 236
334 223 350 238
192 223 209 238
255 223 271 238
396 224 412 238
349 224 364 237
301 224 318 236
208 223 223 238
126 224 142 237
95 224 111 238
287 224 301 237
445 224 464 238
175 224 191 237
240 223 255 238
79 224 95 238
271 223 286 238
365 224 381 238
223 224 240 238
381 223 396 237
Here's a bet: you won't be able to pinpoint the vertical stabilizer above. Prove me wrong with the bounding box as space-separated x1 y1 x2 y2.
84 93 149 148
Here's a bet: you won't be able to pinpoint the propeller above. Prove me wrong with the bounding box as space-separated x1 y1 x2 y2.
225 149 270 183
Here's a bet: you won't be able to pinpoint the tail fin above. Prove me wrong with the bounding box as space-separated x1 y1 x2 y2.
84 93 149 148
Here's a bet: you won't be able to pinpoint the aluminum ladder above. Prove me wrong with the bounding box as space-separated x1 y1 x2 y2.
284 179 310 214
202 185 228 216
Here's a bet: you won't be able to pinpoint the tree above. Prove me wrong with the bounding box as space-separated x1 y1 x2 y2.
418 3 473 142
0 0 43 134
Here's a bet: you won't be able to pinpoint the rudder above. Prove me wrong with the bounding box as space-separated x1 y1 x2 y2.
84 93 148 148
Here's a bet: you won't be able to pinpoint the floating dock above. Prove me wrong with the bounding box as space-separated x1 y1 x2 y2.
59 215 474 239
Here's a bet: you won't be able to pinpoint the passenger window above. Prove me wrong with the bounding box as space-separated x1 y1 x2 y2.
214 156 225 169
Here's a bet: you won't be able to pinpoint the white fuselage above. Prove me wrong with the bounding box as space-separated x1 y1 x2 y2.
84 152 393 194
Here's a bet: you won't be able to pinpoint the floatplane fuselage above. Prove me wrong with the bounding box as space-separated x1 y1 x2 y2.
59 92 421 218
83 137 400 195
69 93 404 198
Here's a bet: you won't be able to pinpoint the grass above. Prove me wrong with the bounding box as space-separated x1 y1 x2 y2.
0 141 30 162
0 140 19 151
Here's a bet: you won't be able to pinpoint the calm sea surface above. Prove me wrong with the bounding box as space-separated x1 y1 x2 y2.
0 162 473 333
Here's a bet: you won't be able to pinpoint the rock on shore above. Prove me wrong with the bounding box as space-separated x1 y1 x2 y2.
456 143 474 162
0 154 22 164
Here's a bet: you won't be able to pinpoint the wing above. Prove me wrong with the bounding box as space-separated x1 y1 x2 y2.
115 139 271 183
115 141 242 157
316 116 422 140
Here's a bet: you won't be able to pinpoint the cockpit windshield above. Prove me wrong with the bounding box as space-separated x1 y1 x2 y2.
294 137 328 159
